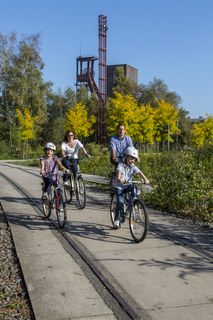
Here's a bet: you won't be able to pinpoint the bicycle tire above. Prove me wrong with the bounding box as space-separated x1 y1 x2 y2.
41 191 52 218
64 174 73 204
110 193 116 226
55 189 67 228
76 175 86 209
129 199 148 243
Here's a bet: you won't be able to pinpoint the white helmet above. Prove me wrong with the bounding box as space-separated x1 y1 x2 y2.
124 147 139 160
44 142 56 151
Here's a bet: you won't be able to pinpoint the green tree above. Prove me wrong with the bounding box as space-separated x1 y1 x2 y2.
112 66 139 97
0 32 51 147
138 78 182 108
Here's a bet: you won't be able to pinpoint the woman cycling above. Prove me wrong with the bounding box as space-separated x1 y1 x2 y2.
61 130 90 185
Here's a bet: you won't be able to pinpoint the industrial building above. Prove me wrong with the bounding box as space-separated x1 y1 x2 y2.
107 64 138 96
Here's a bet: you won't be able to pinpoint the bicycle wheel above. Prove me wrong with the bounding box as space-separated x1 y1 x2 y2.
41 191 52 218
109 172 115 196
64 175 73 204
55 189 67 228
110 193 116 226
129 199 148 243
76 175 86 209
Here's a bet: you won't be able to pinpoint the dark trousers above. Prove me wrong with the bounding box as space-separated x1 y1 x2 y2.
62 158 78 180
115 184 135 221
43 176 54 192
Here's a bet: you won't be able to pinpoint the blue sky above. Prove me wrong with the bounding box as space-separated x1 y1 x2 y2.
1 0 213 118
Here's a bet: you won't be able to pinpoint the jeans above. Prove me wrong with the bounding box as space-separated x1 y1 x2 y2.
115 184 135 222
62 158 78 180
42 176 57 192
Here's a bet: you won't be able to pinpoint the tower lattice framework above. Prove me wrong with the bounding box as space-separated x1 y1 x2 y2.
98 15 108 145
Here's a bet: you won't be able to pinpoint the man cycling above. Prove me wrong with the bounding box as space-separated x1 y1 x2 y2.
110 123 133 166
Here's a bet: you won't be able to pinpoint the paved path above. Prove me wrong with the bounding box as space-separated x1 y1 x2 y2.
0 162 213 320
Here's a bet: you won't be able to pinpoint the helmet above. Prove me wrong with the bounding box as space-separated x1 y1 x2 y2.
44 142 56 151
124 147 139 160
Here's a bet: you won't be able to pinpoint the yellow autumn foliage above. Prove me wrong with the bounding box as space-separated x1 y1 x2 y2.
65 102 96 139
16 108 37 141
107 92 139 139
191 115 213 147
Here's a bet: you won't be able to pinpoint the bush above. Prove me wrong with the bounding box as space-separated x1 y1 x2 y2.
80 143 113 177
146 147 213 224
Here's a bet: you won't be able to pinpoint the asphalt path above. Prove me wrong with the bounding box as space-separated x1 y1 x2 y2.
0 162 212 320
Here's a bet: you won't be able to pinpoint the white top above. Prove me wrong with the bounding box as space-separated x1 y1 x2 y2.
61 140 83 159
112 162 141 189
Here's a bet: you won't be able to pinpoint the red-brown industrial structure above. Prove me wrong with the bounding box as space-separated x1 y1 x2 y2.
76 15 108 145
98 15 108 145
76 56 101 99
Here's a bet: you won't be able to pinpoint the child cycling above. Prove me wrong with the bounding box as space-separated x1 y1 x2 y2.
112 147 150 229
40 142 68 199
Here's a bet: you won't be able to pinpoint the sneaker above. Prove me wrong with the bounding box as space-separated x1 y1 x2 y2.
42 192 47 200
58 209 64 219
114 220 120 229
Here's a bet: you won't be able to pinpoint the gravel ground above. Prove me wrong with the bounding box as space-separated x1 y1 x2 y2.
0 205 34 320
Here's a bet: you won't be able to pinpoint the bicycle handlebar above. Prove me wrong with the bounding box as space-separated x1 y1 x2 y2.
40 171 64 177
123 180 151 187
65 154 90 162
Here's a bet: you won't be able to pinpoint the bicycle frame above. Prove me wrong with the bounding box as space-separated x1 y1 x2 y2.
63 156 87 209
110 180 148 242
41 172 67 228
120 182 140 217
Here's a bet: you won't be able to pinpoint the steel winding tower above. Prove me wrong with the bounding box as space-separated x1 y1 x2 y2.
98 15 108 145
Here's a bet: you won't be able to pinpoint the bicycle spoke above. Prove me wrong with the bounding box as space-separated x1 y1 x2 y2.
110 194 116 226
55 190 67 228
42 192 52 218
129 199 148 243
76 176 86 209
64 176 73 203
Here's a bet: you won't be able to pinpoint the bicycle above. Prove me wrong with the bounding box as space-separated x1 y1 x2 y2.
41 172 67 228
110 180 149 243
63 156 86 209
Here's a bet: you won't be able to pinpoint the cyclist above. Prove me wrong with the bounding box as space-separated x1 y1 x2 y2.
40 142 67 199
112 147 150 229
110 123 134 166
61 130 90 185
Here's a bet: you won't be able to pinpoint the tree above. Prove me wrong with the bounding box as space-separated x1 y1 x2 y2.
138 78 182 108
154 99 180 149
64 102 96 140
112 66 139 97
136 104 156 148
0 32 51 147
191 115 213 147
107 91 139 140
16 108 37 158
